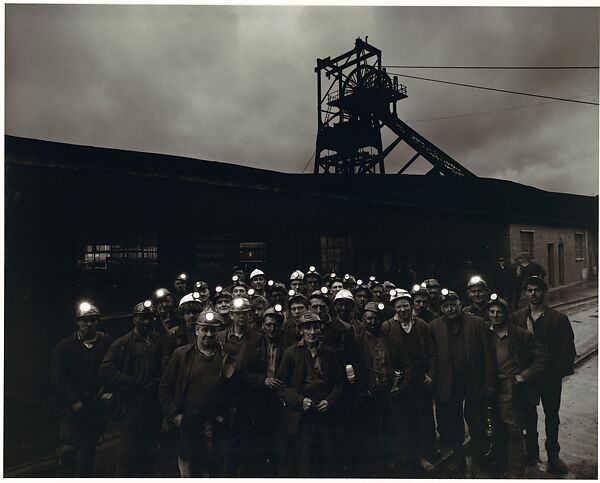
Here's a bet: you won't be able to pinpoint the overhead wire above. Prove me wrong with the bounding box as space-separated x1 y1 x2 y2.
301 150 316 174
406 95 599 123
386 71 599 106
383 65 599 70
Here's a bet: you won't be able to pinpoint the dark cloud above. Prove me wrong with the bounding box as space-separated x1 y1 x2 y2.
6 5 598 195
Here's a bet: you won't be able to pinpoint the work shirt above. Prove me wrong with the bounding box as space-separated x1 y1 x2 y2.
446 318 467 379
494 328 521 376
183 348 225 415
363 331 393 389
130 333 161 389
266 339 279 378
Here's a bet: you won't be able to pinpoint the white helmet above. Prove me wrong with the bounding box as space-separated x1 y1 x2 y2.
250 269 265 280
334 289 355 303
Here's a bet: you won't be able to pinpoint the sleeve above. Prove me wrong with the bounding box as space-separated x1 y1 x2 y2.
324 350 344 406
98 338 134 390
241 335 268 389
480 321 497 395
158 349 181 422
557 314 576 377
276 348 305 410
518 331 549 382
50 341 79 409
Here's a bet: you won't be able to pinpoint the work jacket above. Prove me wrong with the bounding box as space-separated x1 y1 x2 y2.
512 305 576 379
276 341 343 434
492 324 549 406
429 313 496 402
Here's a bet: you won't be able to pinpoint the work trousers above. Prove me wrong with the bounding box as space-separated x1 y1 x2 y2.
251 398 287 477
495 378 527 477
436 384 486 457
116 394 162 477
523 377 563 461
57 404 106 477
176 411 228 477
357 389 410 477
290 411 335 478
421 387 438 455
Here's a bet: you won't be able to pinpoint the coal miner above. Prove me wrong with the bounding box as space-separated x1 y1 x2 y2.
512 276 575 474
422 278 442 316
276 312 343 477
382 289 436 473
99 300 169 476
410 283 437 323
172 292 204 349
216 296 264 477
212 287 233 332
354 301 413 477
463 275 491 320
248 305 288 476
429 289 496 475
172 273 189 307
486 294 548 478
51 301 113 476
282 290 308 347
158 309 235 477
249 269 267 299
305 266 321 294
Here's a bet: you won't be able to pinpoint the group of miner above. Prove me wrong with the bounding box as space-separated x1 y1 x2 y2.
51 265 576 478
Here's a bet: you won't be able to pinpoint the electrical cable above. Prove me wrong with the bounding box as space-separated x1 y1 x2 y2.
386 71 599 106
383 65 599 70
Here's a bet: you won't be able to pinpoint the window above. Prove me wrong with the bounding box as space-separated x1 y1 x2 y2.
81 234 157 271
320 236 354 273
239 242 267 270
520 230 534 258
575 232 585 260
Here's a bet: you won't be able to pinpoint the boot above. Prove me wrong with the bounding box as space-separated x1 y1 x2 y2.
547 456 569 475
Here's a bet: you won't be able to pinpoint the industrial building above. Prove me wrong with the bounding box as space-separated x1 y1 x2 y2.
4 38 598 469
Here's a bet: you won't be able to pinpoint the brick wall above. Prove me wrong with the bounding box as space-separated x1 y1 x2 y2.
509 224 593 287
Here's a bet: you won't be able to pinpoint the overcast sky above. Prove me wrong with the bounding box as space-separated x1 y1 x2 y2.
6 5 599 195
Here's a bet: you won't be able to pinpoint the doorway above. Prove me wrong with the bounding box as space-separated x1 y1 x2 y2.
558 242 565 285
547 243 555 287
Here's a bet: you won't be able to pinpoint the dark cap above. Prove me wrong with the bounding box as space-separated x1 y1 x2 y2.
440 289 459 303
263 306 285 322
152 288 172 301
422 279 440 289
197 309 223 326
297 312 321 328
308 290 330 305
76 301 100 318
363 301 385 314
212 287 232 302
133 300 155 315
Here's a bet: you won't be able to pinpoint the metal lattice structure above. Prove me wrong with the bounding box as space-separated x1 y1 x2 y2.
314 38 476 177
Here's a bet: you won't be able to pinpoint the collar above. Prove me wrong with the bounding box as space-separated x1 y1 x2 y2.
400 318 414 334
195 344 217 359
132 329 150 342
77 332 98 344
493 326 509 339
297 339 321 350
528 303 547 316
228 327 247 342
